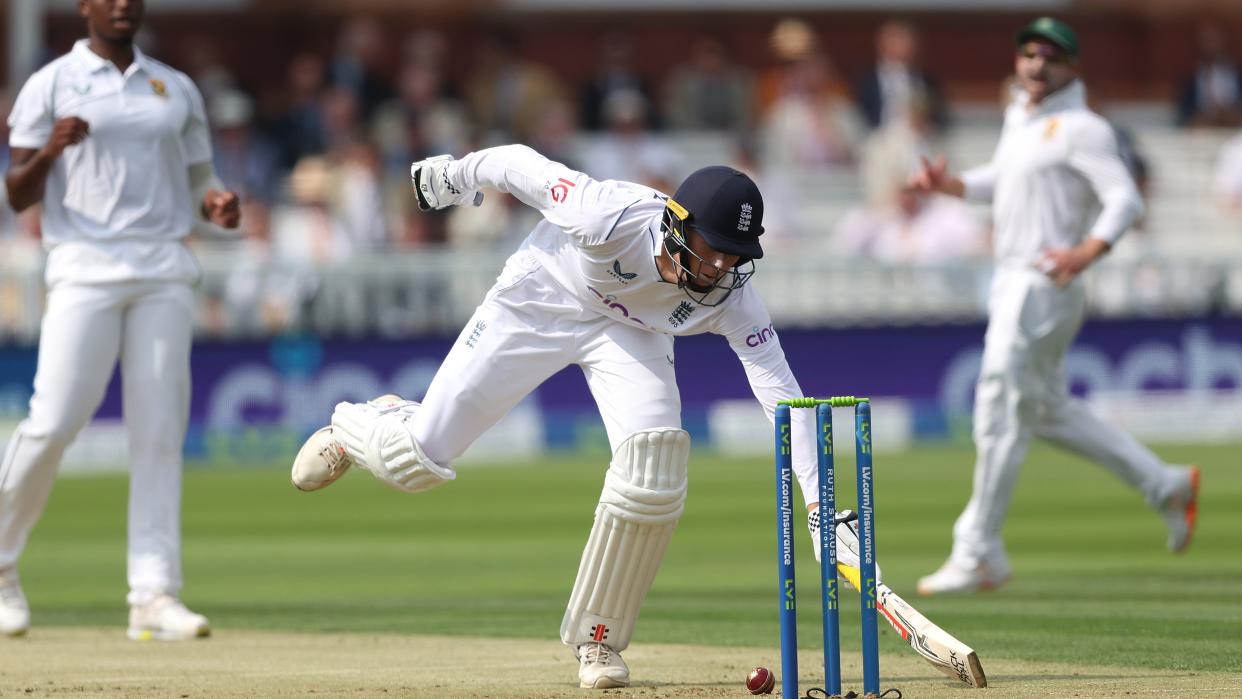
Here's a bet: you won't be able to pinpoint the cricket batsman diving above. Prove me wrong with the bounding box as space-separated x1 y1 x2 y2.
291 145 836 689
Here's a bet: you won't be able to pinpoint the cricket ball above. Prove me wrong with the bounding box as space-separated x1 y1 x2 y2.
745 667 775 694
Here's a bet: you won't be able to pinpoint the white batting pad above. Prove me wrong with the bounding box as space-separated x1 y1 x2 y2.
561 428 690 652
330 400 455 493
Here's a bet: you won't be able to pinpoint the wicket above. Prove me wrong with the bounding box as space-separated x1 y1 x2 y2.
775 397 879 699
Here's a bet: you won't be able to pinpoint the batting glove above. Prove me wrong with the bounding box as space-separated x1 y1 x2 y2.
807 508 852 564
410 154 484 211
832 509 884 584
807 509 883 578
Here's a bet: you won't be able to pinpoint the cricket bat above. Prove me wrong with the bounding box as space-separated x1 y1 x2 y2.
838 562 987 688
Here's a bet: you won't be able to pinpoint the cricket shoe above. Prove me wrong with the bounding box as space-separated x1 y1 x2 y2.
917 553 1012 596
0 570 29 637
576 642 630 689
127 595 210 641
291 426 353 491
291 394 405 491
1161 465 1200 553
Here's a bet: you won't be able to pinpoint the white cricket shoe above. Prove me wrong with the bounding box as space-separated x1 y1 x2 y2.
292 394 406 492
291 426 353 491
0 570 29 637
127 595 210 641
1161 465 1200 553
917 553 1012 596
576 642 630 689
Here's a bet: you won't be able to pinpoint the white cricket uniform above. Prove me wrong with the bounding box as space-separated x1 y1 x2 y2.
950 80 1185 564
1 41 210 604
409 144 822 500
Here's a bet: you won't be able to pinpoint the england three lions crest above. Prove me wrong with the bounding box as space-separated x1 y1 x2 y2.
738 203 753 232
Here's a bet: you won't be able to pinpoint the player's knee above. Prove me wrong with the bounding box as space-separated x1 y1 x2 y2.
20 413 86 450
972 373 1007 417
599 428 690 523
1011 380 1048 422
973 371 1038 440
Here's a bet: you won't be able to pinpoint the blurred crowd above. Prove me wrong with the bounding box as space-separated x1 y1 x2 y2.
3 15 1242 338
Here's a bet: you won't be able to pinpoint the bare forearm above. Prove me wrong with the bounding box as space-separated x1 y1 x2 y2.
1039 237 1112 287
940 177 965 198
5 149 57 212
1078 237 1112 265
909 155 968 199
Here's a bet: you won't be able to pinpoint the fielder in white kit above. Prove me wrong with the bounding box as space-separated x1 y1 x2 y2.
0 0 239 638
908 17 1199 596
291 144 838 688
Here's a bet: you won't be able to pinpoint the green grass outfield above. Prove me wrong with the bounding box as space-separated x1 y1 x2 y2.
19 441 1241 675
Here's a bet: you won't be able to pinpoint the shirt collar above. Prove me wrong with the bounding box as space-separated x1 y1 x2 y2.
1014 78 1086 115
648 209 664 254
72 38 151 76
878 60 909 77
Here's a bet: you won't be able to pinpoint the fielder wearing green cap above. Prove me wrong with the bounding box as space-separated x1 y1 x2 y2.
1016 16 1079 58
906 17 1200 596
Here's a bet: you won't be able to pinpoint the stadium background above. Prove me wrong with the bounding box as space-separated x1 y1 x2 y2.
1 3 1241 696
2 0 1241 471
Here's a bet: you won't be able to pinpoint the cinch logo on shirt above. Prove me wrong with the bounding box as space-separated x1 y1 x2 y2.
746 323 776 347
149 79 167 98
607 260 638 284
587 286 647 326
738 203 753 232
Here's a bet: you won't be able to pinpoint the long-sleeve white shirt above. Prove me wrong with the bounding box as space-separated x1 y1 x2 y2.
448 145 822 503
960 80 1143 269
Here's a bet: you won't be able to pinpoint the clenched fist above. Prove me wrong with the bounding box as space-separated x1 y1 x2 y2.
201 189 241 228
45 117 90 158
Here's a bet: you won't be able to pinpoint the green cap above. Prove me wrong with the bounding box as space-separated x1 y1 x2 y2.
1016 17 1079 58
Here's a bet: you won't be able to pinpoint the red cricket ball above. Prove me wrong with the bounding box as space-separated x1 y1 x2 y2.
745 666 775 694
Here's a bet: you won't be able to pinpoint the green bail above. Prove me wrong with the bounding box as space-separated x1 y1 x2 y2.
778 396 870 408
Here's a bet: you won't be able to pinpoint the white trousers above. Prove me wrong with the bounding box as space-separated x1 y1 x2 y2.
952 268 1180 563
0 280 194 605
411 251 681 464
